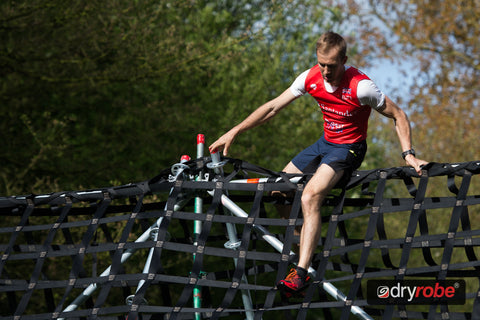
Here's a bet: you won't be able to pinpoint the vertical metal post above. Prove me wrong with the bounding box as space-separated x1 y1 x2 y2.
209 149 255 320
193 134 205 320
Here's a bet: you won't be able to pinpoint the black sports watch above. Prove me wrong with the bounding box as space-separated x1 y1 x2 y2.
401 149 416 160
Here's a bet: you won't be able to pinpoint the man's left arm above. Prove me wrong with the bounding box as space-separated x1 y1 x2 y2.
376 96 429 175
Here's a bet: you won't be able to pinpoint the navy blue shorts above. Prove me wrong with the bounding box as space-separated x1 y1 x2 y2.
292 136 367 174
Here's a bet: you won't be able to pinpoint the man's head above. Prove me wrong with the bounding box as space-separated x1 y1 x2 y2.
316 31 348 86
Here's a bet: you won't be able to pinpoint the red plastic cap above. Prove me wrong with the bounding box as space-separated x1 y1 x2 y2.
197 134 205 145
180 155 191 162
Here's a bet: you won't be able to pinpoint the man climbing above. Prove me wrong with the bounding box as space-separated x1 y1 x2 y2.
209 31 428 297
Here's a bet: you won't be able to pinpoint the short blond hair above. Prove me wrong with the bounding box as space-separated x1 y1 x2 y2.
316 31 347 58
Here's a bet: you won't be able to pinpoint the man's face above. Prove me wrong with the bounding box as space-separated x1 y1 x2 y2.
316 48 347 87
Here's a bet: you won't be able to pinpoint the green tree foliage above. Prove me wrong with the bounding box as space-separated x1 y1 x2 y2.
1 0 350 195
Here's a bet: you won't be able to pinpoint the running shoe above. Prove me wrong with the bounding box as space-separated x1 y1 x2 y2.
277 268 311 298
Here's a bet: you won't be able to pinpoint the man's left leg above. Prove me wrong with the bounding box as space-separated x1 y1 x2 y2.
277 164 344 296
272 161 303 249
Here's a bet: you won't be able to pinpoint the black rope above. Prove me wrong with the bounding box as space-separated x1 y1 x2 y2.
383 169 429 320
0 159 480 319
14 197 72 318
341 170 388 319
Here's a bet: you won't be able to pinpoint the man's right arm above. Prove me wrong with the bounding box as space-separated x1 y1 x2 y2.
209 88 298 156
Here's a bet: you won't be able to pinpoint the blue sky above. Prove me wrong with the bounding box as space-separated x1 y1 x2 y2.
363 59 416 101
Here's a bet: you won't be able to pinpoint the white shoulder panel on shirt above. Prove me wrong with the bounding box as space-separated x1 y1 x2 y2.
289 69 310 97
357 79 386 110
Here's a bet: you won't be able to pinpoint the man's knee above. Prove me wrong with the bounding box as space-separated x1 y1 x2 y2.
300 189 325 214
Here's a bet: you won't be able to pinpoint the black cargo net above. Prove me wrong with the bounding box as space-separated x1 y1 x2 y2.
1 157 480 320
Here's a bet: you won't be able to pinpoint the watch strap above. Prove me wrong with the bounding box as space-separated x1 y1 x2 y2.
402 149 416 160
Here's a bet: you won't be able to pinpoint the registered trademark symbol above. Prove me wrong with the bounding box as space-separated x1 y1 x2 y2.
454 282 460 288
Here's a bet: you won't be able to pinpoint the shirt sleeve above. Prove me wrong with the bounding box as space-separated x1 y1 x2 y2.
357 79 386 110
289 69 310 97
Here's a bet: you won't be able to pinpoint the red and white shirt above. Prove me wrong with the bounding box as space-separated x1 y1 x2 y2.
290 65 385 144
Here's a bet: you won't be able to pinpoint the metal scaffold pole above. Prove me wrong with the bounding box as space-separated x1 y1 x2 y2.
209 147 255 320
193 134 205 320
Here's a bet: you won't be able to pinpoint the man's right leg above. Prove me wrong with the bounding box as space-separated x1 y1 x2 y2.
297 164 344 270
275 161 307 297
277 164 344 297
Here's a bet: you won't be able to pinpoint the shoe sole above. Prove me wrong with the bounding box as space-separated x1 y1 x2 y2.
277 281 309 298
